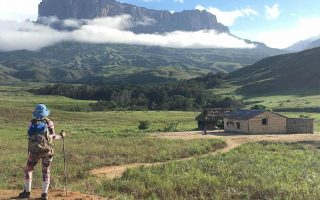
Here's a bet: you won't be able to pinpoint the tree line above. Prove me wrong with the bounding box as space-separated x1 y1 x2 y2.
31 73 243 111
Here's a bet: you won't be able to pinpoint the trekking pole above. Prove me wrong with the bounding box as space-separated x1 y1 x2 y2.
61 130 68 197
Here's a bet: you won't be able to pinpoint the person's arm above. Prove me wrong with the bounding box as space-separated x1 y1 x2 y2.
27 121 32 137
46 118 65 140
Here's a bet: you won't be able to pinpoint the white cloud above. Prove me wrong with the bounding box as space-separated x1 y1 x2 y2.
63 19 82 29
236 17 320 48
174 0 184 3
264 4 281 20
38 16 60 25
0 20 69 51
84 15 133 30
134 16 156 27
242 7 259 17
196 5 258 26
0 15 255 52
0 0 41 21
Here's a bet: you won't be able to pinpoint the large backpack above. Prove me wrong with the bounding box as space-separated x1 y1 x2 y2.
27 119 53 156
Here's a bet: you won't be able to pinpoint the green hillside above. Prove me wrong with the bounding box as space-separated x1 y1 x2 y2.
230 47 320 96
0 42 283 85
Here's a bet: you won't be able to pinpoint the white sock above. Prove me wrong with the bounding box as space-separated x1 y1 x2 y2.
42 182 50 194
24 179 32 192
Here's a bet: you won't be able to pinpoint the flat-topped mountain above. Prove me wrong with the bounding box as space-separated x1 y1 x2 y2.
38 0 229 33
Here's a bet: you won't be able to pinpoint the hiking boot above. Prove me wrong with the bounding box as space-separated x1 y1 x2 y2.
18 190 30 198
41 193 48 200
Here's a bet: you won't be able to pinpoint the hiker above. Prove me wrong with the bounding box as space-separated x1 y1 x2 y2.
202 124 208 135
18 104 66 200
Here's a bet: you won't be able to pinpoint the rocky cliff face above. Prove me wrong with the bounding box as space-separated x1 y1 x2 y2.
38 0 229 33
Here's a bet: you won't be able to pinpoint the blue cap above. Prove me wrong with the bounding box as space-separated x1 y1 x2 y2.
33 104 50 119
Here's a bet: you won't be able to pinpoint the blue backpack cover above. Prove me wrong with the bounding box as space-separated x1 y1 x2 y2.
28 120 48 136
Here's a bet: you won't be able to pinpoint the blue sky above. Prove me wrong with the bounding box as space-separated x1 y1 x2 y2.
1 0 320 49
117 0 320 26
117 0 320 48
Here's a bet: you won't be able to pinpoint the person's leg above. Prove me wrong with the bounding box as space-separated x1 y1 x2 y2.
25 154 39 191
19 154 39 197
41 156 53 197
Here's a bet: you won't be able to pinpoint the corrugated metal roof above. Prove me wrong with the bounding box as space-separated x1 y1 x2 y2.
226 109 266 120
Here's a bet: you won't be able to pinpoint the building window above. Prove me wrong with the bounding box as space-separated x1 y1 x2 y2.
262 118 268 125
236 122 240 129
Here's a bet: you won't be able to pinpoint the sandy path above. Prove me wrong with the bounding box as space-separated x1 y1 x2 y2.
90 141 238 179
90 131 320 179
0 189 105 200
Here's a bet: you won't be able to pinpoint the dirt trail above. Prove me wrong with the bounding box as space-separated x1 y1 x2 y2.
90 131 320 179
0 189 105 200
90 141 240 180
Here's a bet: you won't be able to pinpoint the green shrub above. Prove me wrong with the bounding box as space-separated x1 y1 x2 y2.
138 121 151 130
299 114 310 118
163 121 181 132
251 104 267 110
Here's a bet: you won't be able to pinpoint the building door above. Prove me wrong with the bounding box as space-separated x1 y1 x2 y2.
217 118 224 129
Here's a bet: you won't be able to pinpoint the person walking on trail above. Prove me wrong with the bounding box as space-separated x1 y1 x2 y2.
202 124 208 135
18 104 66 200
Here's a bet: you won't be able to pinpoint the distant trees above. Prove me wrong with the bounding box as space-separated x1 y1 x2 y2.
31 73 243 111
251 104 268 110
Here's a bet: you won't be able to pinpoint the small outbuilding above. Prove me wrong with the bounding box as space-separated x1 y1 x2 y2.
195 108 231 130
224 110 314 134
286 118 314 133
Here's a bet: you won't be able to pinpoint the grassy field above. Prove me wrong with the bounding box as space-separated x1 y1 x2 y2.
100 142 320 199
2 85 320 199
0 85 201 132
0 86 227 196
213 83 320 112
0 127 225 190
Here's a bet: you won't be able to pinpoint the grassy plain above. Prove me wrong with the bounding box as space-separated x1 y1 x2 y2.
0 85 201 132
2 85 320 199
214 83 320 111
0 86 226 197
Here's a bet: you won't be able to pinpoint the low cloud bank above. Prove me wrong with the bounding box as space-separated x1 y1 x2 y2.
0 15 255 52
0 20 69 51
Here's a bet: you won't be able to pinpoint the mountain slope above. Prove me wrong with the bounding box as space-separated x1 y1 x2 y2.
0 42 284 84
230 47 320 95
309 39 320 49
286 37 320 52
